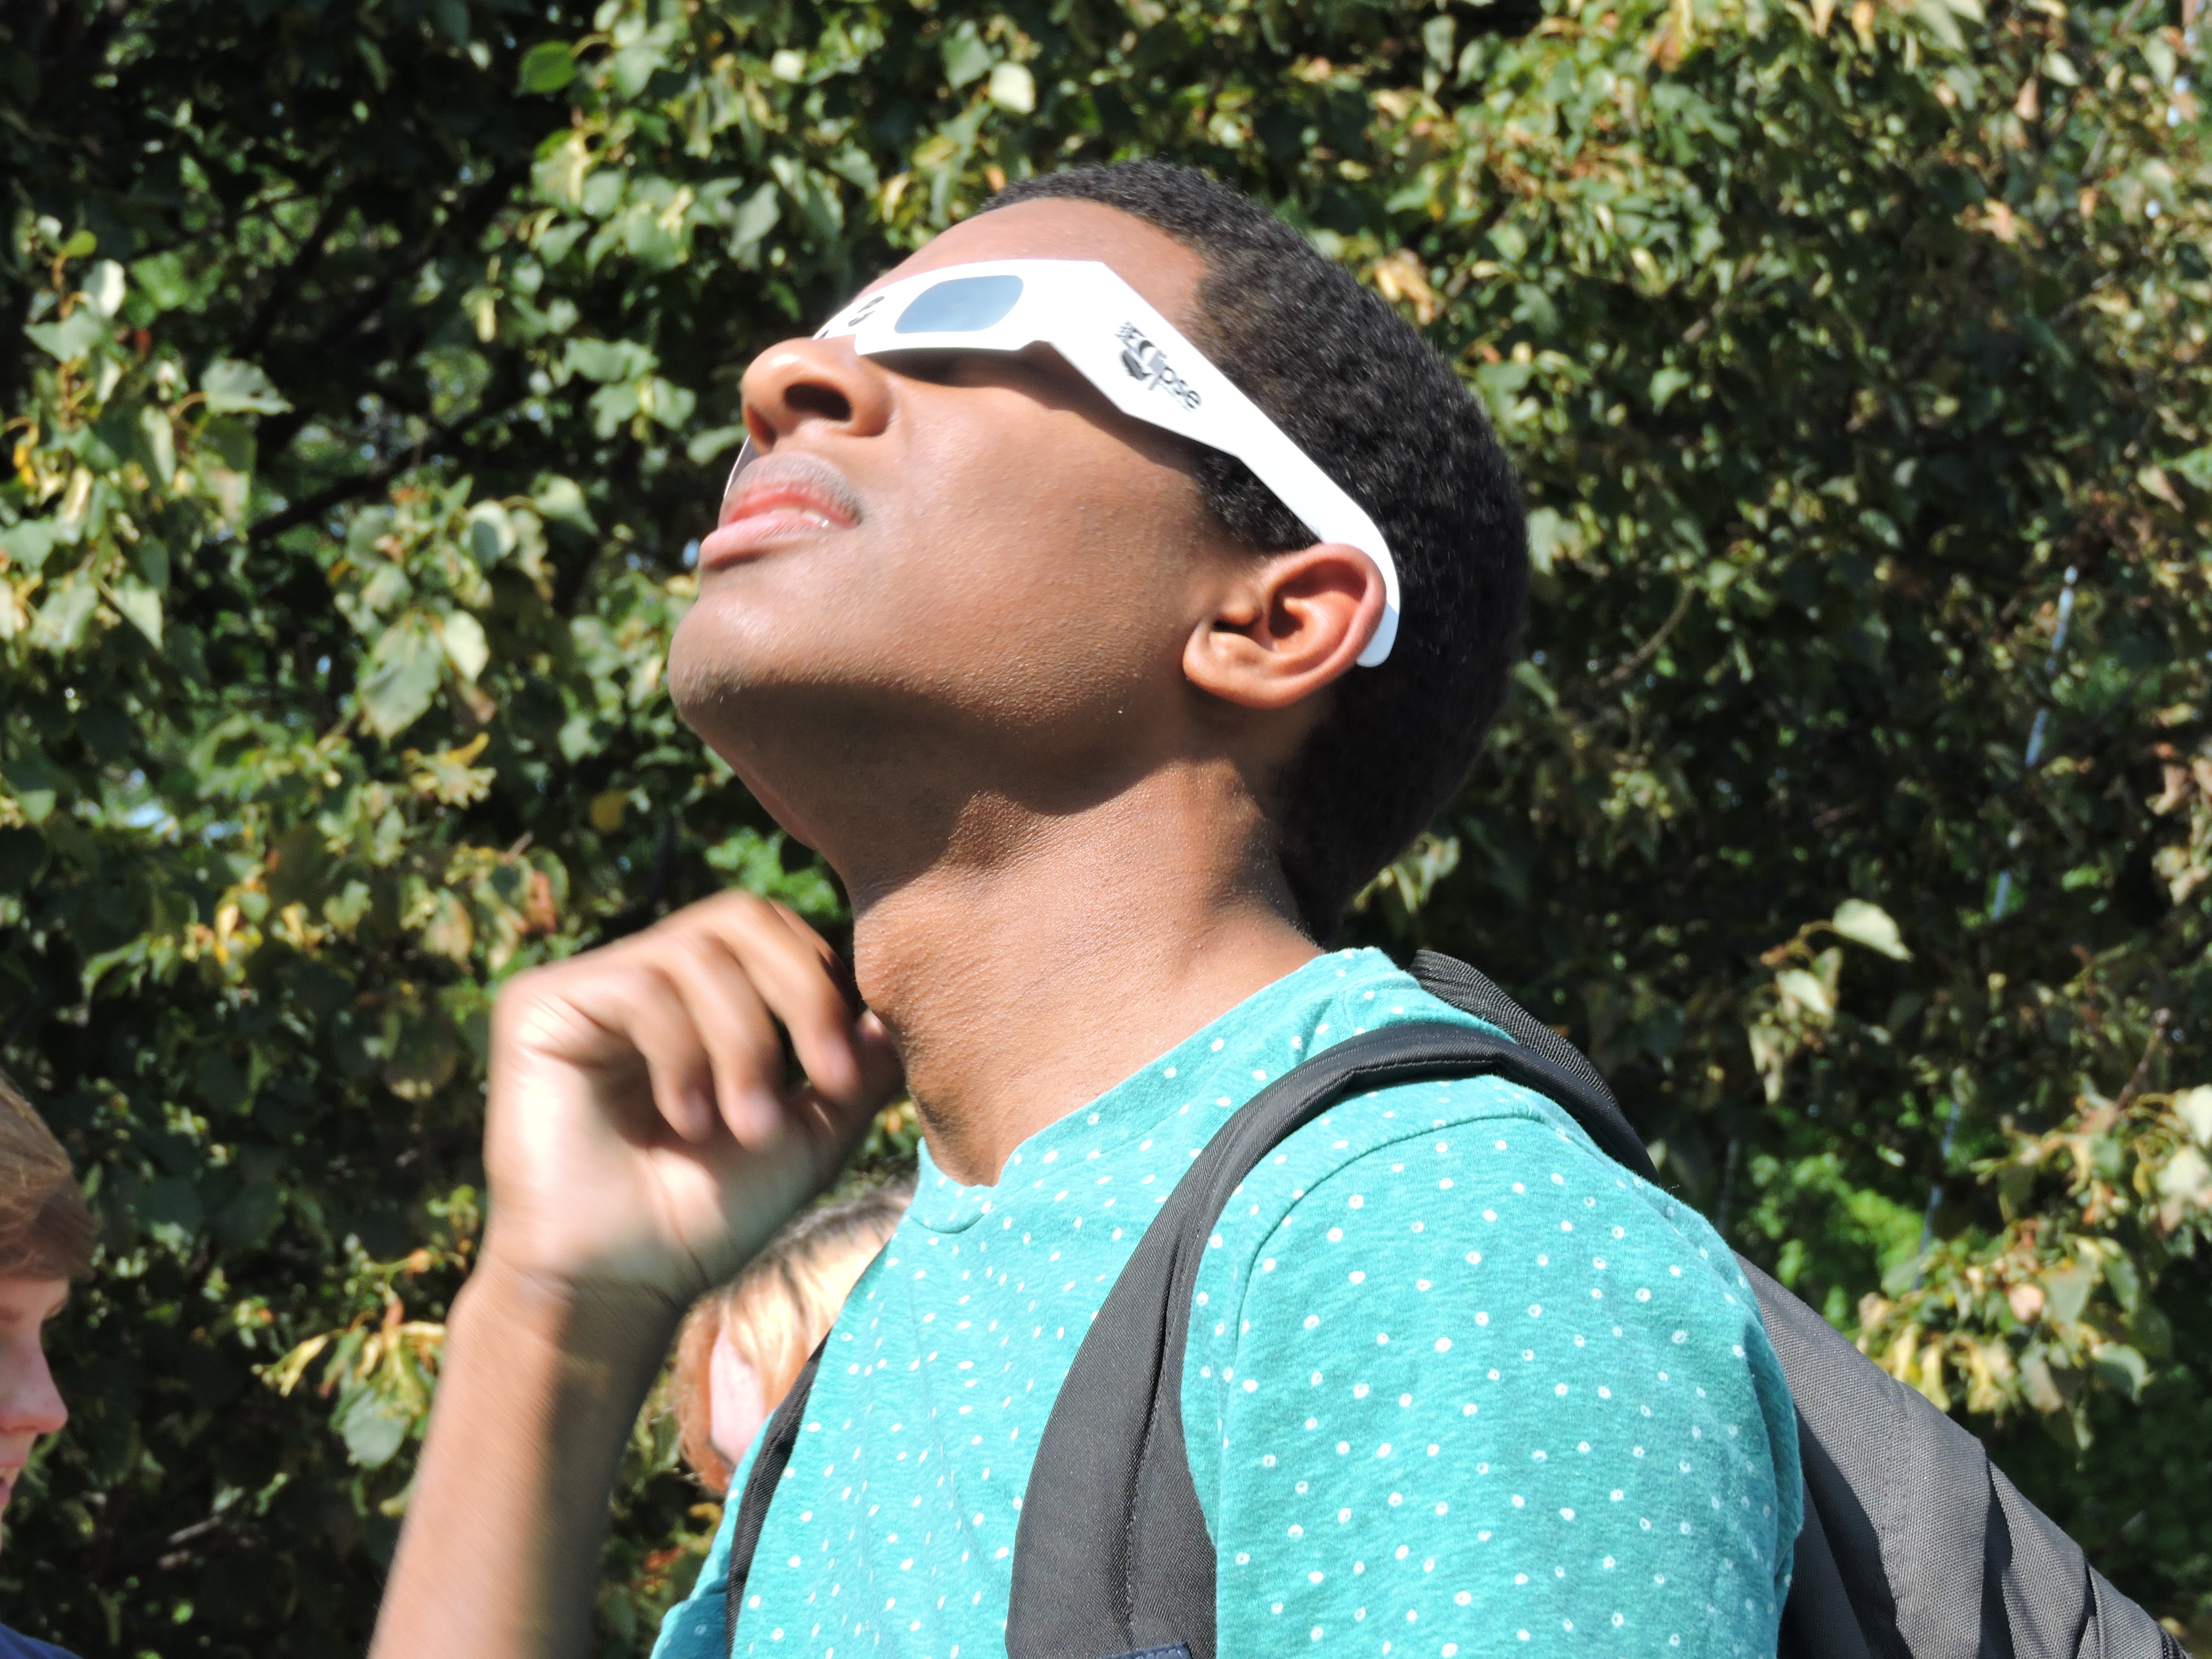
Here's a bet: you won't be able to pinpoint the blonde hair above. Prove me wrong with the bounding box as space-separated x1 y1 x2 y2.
671 1178 912 1493
0 1071 96 1281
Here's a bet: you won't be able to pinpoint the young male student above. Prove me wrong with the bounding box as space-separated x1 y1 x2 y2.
373 163 1800 1659
0 1076 94 1659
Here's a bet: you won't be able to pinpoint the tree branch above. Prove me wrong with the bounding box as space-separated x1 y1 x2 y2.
1593 582 1696 694
234 184 359 361
245 392 526 544
2113 1007 2171 1113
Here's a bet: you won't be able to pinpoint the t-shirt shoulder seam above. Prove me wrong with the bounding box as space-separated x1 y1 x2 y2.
1202 1097 1628 1375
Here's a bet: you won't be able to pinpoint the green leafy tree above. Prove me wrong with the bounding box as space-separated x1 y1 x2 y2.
4 0 2209 1650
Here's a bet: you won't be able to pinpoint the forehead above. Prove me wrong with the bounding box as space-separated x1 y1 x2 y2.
865 199 1206 329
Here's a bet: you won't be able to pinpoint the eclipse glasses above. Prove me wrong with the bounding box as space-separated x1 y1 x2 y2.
727 258 1401 667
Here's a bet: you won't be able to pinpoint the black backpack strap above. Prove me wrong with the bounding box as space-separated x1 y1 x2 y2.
1410 950 1624 1115
723 1338 827 1653
1007 1018 1643 1659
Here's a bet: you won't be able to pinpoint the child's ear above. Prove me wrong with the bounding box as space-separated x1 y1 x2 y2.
1183 544 1386 711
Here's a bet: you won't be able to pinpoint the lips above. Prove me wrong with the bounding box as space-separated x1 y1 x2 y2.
699 452 863 570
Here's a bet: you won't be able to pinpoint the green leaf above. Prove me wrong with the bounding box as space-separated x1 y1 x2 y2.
1912 0 1965 49
201 359 292 415
686 424 749 465
335 1384 413 1468
2044 1263 2096 1325
1648 366 1692 412
728 182 781 260
26 307 108 363
141 1175 203 1252
130 250 193 310
519 39 576 91
106 574 163 646
704 828 846 922
428 0 469 46
532 474 597 533
2089 1342 2148 1401
29 570 101 654
564 337 655 383
942 22 993 88
2171 446 2212 491
1832 898 1911 960
359 614 446 739
0 756 70 825
0 518 64 574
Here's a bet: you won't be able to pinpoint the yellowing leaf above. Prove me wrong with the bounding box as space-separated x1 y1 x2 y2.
418 889 475 963
439 610 490 683
84 260 127 318
987 62 1035 113
2174 1086 2212 1147
1832 898 1911 960
1777 968 1834 1018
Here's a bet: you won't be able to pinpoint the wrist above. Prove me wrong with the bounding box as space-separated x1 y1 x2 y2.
454 1249 685 1379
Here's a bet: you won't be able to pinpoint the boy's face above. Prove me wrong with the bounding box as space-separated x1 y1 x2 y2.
0 1275 68 1542
669 201 1249 842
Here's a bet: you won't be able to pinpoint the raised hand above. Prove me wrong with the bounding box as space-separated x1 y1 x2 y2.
479 889 904 1310
373 890 903 1659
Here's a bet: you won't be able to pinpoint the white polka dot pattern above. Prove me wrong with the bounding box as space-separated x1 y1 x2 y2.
1185 1077 1800 1659
650 949 1802 1659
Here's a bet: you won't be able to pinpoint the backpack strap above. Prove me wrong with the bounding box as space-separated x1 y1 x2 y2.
1007 1017 1647 1659
723 1338 827 1652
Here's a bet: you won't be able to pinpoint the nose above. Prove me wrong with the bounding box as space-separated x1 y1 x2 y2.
0 1342 66 1441
740 334 894 453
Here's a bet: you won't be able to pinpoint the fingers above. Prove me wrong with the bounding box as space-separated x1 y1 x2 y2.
496 888 900 1154
585 966 724 1144
656 929 793 1145
666 892 881 1108
627 890 898 1145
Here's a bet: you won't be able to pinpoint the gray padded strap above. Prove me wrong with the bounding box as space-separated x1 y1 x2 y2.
1739 1260 2183 1659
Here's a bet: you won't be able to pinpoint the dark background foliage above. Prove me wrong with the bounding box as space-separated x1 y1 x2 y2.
3 0 2210 1650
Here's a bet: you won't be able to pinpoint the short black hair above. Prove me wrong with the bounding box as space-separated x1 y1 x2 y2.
983 162 1529 938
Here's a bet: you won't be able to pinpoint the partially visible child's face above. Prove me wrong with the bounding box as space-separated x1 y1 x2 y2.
0 1275 68 1542
708 1330 769 1472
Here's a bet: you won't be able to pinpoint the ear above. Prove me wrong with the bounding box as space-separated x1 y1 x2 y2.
1183 544 1387 712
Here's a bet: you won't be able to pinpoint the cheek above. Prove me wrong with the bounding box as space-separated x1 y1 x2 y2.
670 387 1214 724
883 411 1204 659
0 1331 64 1434
707 1336 769 1468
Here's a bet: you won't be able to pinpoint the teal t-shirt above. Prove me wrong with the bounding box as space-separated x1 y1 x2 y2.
655 949 1800 1659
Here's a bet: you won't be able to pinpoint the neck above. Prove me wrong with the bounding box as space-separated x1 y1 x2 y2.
840 765 1318 1186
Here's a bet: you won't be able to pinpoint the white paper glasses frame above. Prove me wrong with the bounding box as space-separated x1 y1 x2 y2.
727 258 1401 667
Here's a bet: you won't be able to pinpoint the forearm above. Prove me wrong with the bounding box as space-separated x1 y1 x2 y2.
371 1256 681 1659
